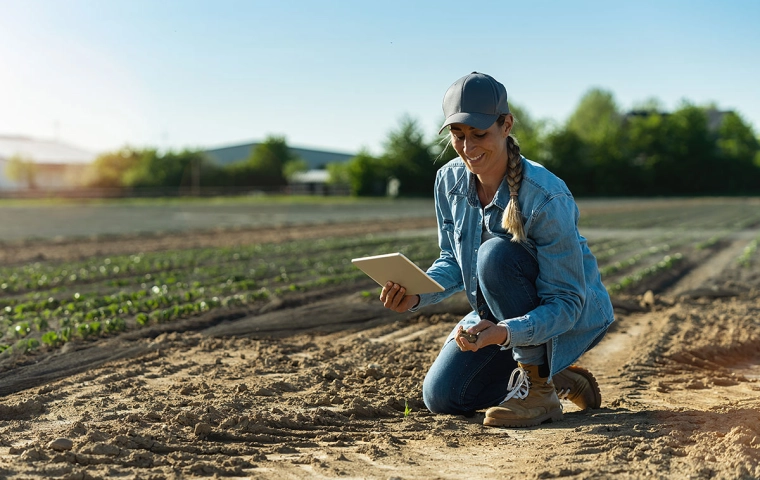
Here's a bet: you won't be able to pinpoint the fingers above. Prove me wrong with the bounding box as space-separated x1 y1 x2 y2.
455 320 507 352
455 325 479 352
380 282 409 312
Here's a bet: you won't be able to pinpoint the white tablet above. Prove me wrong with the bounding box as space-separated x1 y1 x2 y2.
351 252 445 295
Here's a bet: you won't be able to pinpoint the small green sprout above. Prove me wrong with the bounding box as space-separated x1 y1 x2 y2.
404 400 412 418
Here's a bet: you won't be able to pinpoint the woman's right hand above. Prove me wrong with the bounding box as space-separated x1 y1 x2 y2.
379 282 420 312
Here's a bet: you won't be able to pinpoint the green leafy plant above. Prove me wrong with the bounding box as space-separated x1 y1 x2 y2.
737 239 758 268
14 322 31 338
41 331 61 347
60 327 73 342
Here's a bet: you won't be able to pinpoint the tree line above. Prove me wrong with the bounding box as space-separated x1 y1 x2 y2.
83 88 760 197
84 136 308 191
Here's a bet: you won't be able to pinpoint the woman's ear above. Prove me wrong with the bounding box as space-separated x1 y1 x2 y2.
502 114 514 137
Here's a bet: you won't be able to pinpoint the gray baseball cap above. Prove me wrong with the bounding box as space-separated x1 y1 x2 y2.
439 72 510 134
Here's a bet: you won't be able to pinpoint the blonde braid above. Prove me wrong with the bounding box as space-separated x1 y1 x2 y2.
502 134 526 242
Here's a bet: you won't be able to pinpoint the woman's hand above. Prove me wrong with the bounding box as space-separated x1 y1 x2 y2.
379 282 420 312
455 320 509 352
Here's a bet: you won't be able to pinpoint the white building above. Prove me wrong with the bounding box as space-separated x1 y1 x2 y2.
0 135 96 190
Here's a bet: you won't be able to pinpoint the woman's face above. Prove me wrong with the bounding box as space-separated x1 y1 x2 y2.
449 116 513 179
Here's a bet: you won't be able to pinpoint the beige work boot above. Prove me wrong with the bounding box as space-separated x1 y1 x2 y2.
483 363 563 428
553 365 602 410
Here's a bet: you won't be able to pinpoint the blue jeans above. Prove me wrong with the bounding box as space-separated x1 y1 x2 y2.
422 237 544 415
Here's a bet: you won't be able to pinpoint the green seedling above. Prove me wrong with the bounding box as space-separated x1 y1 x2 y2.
60 327 72 342
404 400 412 418
14 322 31 338
77 323 90 339
41 331 61 347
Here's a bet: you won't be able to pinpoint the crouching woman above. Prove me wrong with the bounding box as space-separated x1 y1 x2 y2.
380 72 614 427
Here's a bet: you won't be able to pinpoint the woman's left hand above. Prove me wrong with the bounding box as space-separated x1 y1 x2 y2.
455 320 509 352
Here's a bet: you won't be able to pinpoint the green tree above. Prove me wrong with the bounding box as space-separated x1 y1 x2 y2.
509 103 550 163
381 115 437 197
625 104 716 194
283 158 309 181
125 149 210 189
631 97 665 113
715 111 760 193
543 129 592 195
5 154 38 189
243 136 298 187
662 103 714 194
344 149 385 196
326 162 349 186
562 88 638 195
566 88 622 146
85 147 143 188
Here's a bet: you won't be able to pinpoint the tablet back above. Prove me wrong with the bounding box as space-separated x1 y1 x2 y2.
351 253 444 295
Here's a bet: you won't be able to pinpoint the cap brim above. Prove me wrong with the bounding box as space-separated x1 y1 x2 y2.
438 112 499 134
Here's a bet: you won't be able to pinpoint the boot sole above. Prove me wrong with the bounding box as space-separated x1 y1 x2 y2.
483 409 563 428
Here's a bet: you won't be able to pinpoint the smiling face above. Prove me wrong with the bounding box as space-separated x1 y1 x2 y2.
449 114 513 181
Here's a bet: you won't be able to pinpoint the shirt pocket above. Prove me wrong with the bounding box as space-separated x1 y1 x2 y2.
441 220 462 258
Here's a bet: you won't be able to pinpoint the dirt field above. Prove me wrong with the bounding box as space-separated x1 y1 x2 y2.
0 215 759 479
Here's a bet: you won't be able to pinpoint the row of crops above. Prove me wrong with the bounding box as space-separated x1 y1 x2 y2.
1 201 759 357
0 234 442 357
578 199 760 230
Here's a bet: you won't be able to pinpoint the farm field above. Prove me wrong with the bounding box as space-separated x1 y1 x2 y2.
0 197 759 479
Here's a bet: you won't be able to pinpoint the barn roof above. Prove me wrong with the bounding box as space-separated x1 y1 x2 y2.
0 135 96 165
204 142 355 170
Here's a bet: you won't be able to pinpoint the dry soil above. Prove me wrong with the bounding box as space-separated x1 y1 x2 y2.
0 220 758 480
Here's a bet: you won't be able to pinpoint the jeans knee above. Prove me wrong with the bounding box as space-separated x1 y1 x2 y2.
477 239 499 286
478 238 538 286
478 238 520 285
423 371 466 415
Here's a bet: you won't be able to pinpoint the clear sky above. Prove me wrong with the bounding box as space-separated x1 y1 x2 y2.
1 0 758 156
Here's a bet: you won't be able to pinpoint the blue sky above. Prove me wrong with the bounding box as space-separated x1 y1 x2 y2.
1 0 758 156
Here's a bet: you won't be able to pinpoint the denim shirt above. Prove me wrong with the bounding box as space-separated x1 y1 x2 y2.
413 156 614 377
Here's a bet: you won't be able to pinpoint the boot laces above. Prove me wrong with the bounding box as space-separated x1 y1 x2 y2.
501 366 530 403
556 388 570 400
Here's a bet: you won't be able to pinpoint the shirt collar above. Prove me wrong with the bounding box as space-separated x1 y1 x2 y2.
449 167 515 211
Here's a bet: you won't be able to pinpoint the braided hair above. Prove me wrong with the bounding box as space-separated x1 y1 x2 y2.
497 115 526 243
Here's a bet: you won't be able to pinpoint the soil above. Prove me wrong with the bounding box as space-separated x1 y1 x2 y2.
0 220 759 480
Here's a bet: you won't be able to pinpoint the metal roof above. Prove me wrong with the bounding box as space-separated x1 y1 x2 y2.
0 135 96 165
204 142 355 170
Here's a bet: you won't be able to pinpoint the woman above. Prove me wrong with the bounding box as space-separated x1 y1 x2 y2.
380 72 614 428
